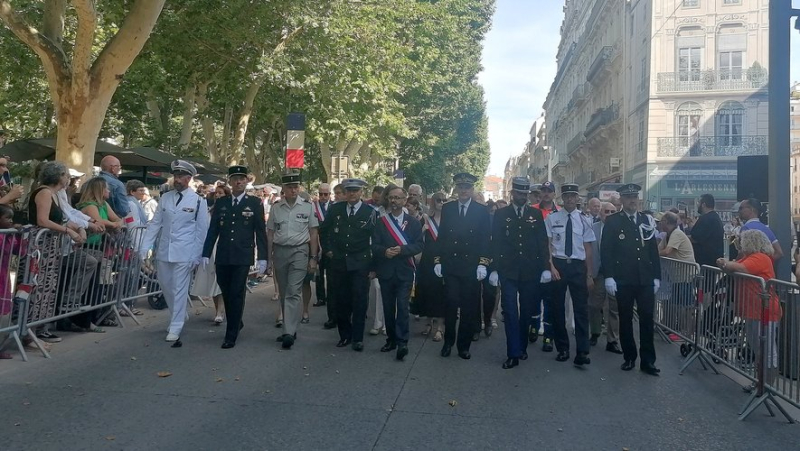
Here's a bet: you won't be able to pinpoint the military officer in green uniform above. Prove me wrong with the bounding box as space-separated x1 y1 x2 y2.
267 173 319 349
601 183 661 376
319 178 378 352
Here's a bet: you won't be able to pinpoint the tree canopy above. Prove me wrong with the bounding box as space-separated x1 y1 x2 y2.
1 0 494 190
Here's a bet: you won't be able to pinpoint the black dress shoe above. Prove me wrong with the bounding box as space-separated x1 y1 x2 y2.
484 326 492 337
221 341 235 349
555 351 570 362
605 342 623 354
323 321 337 330
276 334 286 342
352 342 364 352
313 300 326 307
282 334 295 349
520 352 528 361
573 353 591 366
458 351 471 360
589 334 599 346
396 345 409 361
641 363 661 376
542 338 553 353
529 327 539 343
336 338 351 347
381 342 397 352
621 360 636 371
441 344 452 357
502 358 519 369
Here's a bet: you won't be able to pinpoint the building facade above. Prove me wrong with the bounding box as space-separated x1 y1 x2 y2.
544 0 769 213
503 114 548 198
790 82 800 221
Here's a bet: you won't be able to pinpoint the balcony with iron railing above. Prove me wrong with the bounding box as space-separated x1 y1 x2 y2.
571 83 589 107
586 46 614 84
584 103 620 138
656 135 767 158
567 133 585 155
656 68 768 93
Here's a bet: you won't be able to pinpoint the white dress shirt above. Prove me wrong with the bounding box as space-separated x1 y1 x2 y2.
545 208 596 260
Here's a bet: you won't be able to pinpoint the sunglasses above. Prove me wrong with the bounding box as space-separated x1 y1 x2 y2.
319 192 330 196
603 209 616 213
389 196 407 201
434 198 444 203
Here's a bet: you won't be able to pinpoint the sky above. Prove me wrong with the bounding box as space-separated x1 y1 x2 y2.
480 0 800 177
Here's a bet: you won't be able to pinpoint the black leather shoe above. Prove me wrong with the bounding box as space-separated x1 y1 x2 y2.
313 300 326 307
458 351 471 360
276 334 285 342
520 352 528 361
555 351 570 362
621 360 636 371
352 342 364 352
396 345 409 361
221 341 235 349
606 342 623 354
336 338 351 347
440 344 452 357
282 334 295 349
641 363 661 376
589 334 599 346
381 342 397 352
323 321 337 330
542 338 554 353
502 358 519 369
484 326 492 337
529 327 539 343
573 353 591 366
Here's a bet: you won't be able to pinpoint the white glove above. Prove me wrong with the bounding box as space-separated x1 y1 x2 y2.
201 257 210 268
476 265 487 281
540 270 552 284
256 260 267 274
604 278 617 296
653 279 660 294
433 263 442 278
488 271 499 286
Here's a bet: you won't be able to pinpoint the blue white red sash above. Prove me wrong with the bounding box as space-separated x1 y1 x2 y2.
381 214 415 269
423 214 438 241
313 201 326 222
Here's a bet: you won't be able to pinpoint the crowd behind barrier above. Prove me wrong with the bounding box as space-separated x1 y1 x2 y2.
0 225 162 361
3 227 800 423
655 258 799 423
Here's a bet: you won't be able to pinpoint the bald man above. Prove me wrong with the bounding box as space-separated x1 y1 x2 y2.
587 198 601 223
99 155 130 217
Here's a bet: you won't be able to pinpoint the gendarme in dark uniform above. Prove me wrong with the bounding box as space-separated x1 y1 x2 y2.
319 178 378 352
600 183 661 376
489 176 550 369
434 173 491 360
202 165 268 349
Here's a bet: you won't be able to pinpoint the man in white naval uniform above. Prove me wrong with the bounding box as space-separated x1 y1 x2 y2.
141 160 209 342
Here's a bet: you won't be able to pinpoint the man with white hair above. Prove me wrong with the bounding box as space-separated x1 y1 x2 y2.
408 184 426 214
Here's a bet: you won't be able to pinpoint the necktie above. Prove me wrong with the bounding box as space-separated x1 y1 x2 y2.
460 204 466 218
176 191 183 206
517 207 522 219
349 205 355 217
233 197 239 207
593 216 599 223
565 214 573 257
629 214 636 224
321 202 327 215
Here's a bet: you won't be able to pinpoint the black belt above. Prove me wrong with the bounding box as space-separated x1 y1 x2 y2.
554 257 584 264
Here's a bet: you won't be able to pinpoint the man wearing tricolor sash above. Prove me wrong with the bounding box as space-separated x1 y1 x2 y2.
371 185 424 361
312 183 333 315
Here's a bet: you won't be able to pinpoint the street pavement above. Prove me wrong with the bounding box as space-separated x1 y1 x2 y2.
1 280 798 451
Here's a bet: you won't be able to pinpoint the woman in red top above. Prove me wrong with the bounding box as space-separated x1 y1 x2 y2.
716 229 782 391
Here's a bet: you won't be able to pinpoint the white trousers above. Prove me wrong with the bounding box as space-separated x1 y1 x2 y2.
157 260 194 336
370 278 384 330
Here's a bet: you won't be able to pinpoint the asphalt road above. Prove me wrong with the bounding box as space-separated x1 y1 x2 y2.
0 280 797 450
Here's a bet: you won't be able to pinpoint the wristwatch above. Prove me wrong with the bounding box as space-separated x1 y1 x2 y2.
310 255 319 261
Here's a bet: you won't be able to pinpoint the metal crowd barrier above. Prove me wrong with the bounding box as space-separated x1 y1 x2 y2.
656 258 701 353
0 225 163 361
763 279 800 417
0 227 31 361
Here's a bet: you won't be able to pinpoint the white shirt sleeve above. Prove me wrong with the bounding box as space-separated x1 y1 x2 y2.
58 189 90 228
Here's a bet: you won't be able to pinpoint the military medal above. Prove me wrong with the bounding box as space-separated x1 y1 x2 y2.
334 227 339 233
619 233 625 239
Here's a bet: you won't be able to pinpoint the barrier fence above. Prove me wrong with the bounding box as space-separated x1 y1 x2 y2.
656 258 799 423
0 225 162 361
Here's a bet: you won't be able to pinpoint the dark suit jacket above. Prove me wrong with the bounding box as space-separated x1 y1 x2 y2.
435 200 491 278
491 204 549 281
203 194 268 265
372 212 424 281
320 201 377 271
600 211 661 286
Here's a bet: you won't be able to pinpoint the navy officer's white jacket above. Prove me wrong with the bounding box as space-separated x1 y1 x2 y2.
141 188 209 263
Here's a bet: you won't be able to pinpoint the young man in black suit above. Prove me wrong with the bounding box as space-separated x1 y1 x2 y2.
372 185 424 361
433 173 491 360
